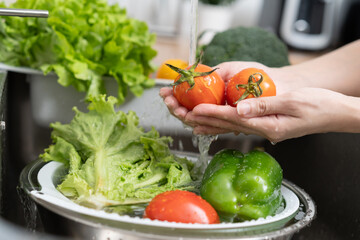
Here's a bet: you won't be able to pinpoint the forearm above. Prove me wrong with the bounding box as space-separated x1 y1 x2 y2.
330 95 360 133
282 40 360 96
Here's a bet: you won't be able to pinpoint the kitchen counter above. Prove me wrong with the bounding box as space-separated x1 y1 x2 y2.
153 36 329 66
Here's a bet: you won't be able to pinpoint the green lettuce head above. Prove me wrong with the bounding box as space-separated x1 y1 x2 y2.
40 95 194 208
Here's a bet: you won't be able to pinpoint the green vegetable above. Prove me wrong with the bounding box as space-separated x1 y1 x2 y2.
40 95 194 208
0 0 157 104
200 26 290 67
200 149 283 222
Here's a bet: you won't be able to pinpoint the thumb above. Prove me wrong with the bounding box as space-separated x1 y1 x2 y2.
236 97 283 117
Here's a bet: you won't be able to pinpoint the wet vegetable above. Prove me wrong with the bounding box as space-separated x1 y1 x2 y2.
144 190 220 224
40 95 194 208
226 68 276 107
200 149 283 222
168 59 225 110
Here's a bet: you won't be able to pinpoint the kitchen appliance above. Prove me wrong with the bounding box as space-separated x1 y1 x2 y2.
279 0 351 50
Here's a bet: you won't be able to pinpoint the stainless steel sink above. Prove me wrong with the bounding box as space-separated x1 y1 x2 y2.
1 70 360 239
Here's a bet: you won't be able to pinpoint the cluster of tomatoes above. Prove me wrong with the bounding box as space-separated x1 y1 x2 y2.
157 59 276 110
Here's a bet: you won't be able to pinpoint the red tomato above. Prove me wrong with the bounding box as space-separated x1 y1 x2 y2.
143 190 220 224
169 62 225 110
226 68 276 107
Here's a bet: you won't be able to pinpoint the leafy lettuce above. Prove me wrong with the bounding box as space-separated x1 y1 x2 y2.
40 95 194 208
0 0 157 103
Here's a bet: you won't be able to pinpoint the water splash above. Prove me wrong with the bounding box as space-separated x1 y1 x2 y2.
191 134 218 177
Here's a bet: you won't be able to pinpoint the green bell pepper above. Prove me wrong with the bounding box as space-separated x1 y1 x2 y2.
200 149 283 222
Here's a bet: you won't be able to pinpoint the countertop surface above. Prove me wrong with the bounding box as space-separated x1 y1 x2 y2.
153 36 329 67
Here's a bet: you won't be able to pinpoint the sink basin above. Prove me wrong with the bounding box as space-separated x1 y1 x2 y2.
19 156 315 240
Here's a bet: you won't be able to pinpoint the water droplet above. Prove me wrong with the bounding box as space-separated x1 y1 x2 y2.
0 121 5 130
178 140 184 151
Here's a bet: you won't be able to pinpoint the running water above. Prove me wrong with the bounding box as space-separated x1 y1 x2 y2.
191 134 218 177
188 0 218 177
188 0 198 66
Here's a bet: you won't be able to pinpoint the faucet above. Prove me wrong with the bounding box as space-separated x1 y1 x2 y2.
0 8 48 18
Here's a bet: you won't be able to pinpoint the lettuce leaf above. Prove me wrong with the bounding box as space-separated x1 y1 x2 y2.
0 0 157 104
40 95 194 208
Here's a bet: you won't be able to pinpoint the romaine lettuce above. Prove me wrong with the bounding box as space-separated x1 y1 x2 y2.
0 0 157 104
40 95 194 208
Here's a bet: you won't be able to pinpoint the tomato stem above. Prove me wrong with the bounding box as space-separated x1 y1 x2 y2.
234 73 263 104
167 59 218 91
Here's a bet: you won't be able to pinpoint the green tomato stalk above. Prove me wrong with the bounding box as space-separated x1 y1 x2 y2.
235 72 264 104
166 58 218 91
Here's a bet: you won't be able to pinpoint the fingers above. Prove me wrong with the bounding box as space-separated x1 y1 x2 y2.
190 103 285 140
193 125 232 135
236 95 292 117
159 87 188 120
215 61 267 82
186 110 253 134
192 104 238 120
189 104 261 135
159 87 172 98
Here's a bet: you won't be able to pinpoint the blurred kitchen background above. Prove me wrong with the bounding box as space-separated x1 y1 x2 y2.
0 0 360 239
117 0 359 65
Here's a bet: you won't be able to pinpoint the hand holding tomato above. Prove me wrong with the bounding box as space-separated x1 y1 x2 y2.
144 190 220 224
188 87 360 143
159 61 298 137
167 59 225 110
226 68 276 107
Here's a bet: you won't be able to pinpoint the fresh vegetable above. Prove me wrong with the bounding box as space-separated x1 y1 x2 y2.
40 95 195 208
0 0 157 104
156 59 188 80
144 190 220 224
226 68 276 107
200 149 283 222
168 59 225 110
200 26 290 68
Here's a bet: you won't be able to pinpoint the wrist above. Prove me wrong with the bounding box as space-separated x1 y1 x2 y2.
333 95 360 133
278 65 310 90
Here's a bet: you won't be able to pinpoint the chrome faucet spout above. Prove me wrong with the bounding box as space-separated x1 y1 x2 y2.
0 8 48 18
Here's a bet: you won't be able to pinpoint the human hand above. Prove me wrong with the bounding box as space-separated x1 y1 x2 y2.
185 88 360 142
159 61 301 126
215 61 302 94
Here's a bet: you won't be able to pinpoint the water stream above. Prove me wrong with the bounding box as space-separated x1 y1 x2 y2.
188 0 218 177
188 0 198 66
191 134 218 178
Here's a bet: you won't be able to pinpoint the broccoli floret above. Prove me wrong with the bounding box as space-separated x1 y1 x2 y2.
201 26 290 67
